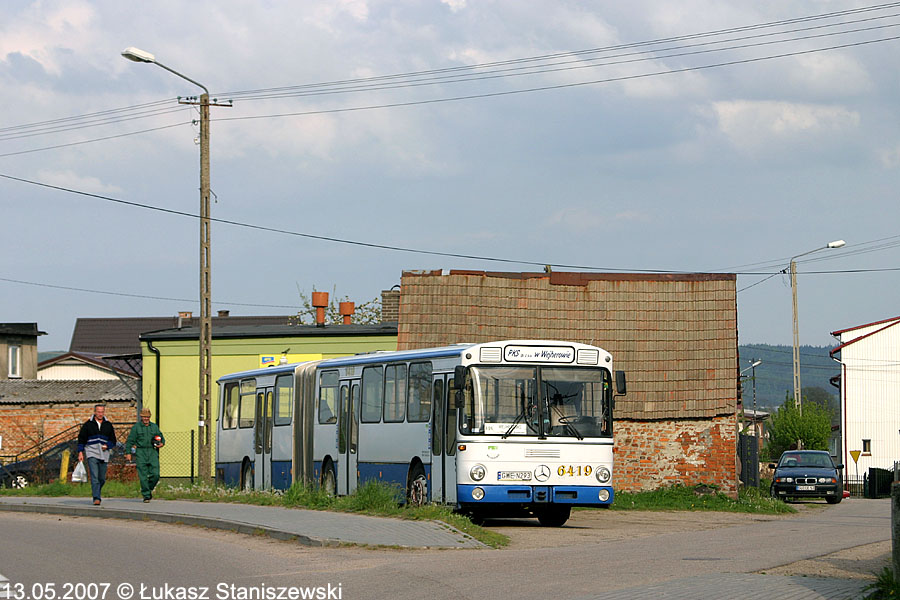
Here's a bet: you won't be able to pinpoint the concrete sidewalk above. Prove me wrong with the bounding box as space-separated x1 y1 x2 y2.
0 495 484 549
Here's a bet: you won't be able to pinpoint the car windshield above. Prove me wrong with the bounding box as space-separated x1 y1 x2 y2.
779 452 834 468
460 365 612 437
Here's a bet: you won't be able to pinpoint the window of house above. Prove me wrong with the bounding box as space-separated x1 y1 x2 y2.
8 345 21 378
862 439 872 454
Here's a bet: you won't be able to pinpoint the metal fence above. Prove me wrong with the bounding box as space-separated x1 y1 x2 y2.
158 430 196 483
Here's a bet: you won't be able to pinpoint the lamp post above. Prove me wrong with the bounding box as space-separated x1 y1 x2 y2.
740 359 762 435
789 239 845 417
122 47 213 480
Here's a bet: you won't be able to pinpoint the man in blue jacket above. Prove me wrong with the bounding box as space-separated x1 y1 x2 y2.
77 404 117 505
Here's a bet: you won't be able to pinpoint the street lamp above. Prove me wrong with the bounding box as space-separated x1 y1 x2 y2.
740 360 762 436
789 239 845 418
122 47 213 480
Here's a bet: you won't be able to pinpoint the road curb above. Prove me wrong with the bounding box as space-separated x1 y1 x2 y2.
0 501 338 547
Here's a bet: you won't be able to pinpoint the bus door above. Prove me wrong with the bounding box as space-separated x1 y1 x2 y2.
431 374 458 504
254 387 274 489
337 380 360 495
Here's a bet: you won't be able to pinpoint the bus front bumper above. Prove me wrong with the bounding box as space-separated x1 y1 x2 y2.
457 484 613 506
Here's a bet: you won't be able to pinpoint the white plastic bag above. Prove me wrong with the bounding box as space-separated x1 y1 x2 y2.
72 460 87 483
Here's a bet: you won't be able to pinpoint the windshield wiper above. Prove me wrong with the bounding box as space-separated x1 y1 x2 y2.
503 390 539 439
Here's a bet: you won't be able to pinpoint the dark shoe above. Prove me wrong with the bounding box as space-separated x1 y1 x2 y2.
93 499 101 505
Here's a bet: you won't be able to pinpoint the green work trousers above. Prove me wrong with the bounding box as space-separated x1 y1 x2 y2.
135 448 160 499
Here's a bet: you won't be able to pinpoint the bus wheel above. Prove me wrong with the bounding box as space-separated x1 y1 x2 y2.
537 505 570 527
407 464 427 507
321 461 337 496
241 461 253 492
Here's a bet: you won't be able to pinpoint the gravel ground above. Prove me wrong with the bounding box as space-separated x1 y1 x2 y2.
762 540 891 581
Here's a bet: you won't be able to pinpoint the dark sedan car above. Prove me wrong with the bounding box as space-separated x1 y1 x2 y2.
0 439 78 488
770 450 844 504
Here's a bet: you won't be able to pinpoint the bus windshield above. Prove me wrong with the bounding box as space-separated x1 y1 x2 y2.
462 366 612 438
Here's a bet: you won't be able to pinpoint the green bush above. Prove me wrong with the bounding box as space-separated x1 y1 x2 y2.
864 567 900 599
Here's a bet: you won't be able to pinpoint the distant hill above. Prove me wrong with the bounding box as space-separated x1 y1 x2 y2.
37 351 66 363
738 344 839 411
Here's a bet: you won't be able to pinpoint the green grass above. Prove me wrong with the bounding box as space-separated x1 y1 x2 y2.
609 483 796 514
864 567 900 599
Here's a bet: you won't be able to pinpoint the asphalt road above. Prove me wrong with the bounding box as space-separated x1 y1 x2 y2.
0 499 888 600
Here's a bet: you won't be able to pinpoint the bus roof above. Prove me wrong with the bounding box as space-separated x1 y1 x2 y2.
216 340 610 383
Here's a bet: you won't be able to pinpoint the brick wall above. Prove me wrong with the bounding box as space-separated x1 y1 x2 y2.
614 414 737 494
0 402 137 457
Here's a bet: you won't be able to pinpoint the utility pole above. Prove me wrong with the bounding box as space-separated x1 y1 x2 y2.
122 47 231 481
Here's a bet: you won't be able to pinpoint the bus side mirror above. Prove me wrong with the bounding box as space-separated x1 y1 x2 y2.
455 389 464 409
454 365 467 383
615 370 627 396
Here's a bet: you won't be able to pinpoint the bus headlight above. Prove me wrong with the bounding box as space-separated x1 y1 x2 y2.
598 489 610 502
470 464 486 481
595 467 611 483
472 487 485 500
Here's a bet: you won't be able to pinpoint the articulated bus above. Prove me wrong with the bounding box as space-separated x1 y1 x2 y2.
215 340 625 526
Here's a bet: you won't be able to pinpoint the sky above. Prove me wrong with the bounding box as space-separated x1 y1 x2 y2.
1 0 898 352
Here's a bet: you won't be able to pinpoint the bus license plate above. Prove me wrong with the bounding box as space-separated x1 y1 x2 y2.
498 471 532 481
796 485 815 491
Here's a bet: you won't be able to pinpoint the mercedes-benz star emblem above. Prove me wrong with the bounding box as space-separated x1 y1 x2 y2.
534 465 550 482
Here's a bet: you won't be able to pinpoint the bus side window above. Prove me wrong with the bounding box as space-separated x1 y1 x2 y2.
384 364 407 423
431 378 444 456
239 390 255 429
446 377 457 456
275 375 292 426
407 362 432 423
338 384 348 454
318 371 339 424
361 366 383 423
222 382 238 430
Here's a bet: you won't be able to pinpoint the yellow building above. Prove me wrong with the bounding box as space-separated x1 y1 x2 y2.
140 323 397 478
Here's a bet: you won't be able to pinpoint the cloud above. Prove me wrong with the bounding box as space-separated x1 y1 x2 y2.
711 100 860 152
35 169 123 195
548 206 649 233
881 145 900 169
440 0 467 13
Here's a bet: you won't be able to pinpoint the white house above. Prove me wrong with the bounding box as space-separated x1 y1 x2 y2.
830 316 900 479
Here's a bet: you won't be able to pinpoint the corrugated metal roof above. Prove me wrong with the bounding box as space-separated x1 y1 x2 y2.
397 270 738 421
70 315 296 354
0 323 46 336
0 379 136 405
141 322 398 341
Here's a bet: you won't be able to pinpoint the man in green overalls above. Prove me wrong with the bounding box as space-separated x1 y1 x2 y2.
126 408 166 502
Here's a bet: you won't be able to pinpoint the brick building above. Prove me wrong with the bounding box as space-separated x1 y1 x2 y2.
0 379 136 457
397 270 739 494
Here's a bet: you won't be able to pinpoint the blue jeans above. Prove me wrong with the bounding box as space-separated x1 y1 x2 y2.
87 457 108 501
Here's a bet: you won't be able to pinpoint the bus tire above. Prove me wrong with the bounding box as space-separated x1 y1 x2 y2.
241 460 253 492
407 463 427 507
321 460 337 496
537 505 570 527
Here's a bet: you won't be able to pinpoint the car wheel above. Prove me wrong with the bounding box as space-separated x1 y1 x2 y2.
406 463 427 507
241 461 253 492
826 495 842 504
10 474 29 489
321 461 337 496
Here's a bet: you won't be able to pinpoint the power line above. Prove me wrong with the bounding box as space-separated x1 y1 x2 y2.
0 276 299 310
0 122 193 158
212 35 900 125
3 171 900 278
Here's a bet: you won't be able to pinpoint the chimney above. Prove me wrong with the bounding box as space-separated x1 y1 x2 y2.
177 311 192 328
311 291 329 327
339 301 355 325
217 310 230 318
381 288 400 323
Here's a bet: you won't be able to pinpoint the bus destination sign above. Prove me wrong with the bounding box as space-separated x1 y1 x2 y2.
504 345 575 363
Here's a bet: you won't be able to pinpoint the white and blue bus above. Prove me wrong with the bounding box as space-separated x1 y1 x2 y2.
216 340 625 526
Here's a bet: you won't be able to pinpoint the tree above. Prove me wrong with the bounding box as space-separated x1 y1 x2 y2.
292 287 382 325
764 393 832 460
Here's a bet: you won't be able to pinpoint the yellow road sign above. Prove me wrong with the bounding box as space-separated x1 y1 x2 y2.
850 450 862 463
